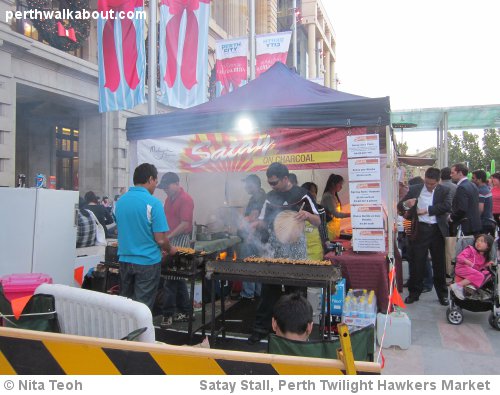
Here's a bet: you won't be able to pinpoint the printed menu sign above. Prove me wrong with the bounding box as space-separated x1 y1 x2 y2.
347 134 380 158
351 206 384 228
352 229 385 252
348 158 381 181
349 182 382 205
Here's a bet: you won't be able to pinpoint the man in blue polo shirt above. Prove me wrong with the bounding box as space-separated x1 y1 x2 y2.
115 163 177 311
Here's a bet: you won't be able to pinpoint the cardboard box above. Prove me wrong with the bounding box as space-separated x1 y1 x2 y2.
322 278 346 316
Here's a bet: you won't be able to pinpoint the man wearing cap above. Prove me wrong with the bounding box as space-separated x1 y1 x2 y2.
158 172 195 328
115 163 177 311
237 174 267 300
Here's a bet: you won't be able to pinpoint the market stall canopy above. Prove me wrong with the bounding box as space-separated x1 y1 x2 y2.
398 156 436 167
391 104 500 132
127 62 391 140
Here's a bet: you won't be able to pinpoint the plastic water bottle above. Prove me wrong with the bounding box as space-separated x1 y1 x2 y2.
343 296 351 318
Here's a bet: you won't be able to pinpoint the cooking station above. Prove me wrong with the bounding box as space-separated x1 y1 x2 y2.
205 259 342 343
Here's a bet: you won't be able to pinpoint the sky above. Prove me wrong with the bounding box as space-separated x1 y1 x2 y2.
323 0 500 153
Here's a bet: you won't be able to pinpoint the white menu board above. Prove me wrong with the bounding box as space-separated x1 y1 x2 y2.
352 229 385 252
348 158 381 181
347 134 380 158
349 181 382 205
351 206 384 229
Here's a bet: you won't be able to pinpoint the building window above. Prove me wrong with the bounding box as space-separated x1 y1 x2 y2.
55 125 79 190
14 0 83 58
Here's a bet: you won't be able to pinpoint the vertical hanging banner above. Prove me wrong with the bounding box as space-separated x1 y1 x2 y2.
159 0 211 108
215 37 248 96
255 31 292 78
97 0 146 113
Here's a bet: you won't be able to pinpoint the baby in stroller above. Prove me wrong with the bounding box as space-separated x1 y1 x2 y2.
450 234 495 300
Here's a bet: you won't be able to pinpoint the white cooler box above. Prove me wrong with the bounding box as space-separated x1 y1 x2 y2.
376 311 411 350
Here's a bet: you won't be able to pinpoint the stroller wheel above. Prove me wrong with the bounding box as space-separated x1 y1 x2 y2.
488 312 500 331
446 307 463 325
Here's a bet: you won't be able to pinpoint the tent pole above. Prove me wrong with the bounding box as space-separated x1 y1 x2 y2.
249 0 256 80
148 0 157 115
385 125 394 261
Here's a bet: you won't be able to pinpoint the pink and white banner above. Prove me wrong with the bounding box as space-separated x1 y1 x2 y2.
215 37 248 96
255 31 292 78
158 0 211 109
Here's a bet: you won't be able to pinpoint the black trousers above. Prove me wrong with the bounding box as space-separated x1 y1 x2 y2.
408 223 447 299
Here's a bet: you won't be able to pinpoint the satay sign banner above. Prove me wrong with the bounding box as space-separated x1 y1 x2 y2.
137 128 368 173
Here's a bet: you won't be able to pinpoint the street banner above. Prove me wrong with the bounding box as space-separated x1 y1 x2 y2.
97 0 146 112
347 134 380 158
136 127 367 173
158 0 211 108
348 157 381 181
215 37 248 96
255 31 292 78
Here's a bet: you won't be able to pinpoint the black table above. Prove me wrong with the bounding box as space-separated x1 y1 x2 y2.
205 260 342 344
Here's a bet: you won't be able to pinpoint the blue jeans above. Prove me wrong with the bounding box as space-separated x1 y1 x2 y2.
161 279 191 316
241 282 262 299
119 262 161 312
238 239 262 299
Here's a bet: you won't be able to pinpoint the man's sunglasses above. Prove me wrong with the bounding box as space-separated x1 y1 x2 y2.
268 179 280 186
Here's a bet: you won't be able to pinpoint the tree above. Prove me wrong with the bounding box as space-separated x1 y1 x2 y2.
397 141 408 156
447 132 466 166
461 131 485 170
482 129 500 171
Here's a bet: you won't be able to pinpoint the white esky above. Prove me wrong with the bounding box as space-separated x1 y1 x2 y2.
324 0 500 154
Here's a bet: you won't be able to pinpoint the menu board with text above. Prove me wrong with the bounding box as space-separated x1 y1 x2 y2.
352 229 385 252
349 182 382 205
348 157 381 181
351 206 384 229
347 134 380 158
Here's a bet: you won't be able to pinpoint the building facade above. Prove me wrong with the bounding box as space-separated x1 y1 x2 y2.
0 0 335 196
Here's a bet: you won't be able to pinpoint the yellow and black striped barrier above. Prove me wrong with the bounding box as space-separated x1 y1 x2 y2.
0 327 381 375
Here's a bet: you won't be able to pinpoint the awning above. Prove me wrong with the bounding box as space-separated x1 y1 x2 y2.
398 156 436 167
391 104 500 131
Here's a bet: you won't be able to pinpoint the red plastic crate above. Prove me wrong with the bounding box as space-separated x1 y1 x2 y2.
0 273 53 301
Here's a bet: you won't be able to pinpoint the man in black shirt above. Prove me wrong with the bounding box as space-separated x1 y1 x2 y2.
238 174 267 300
247 162 320 344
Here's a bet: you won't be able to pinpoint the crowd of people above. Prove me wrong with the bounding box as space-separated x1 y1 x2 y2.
398 163 499 305
103 161 350 344
79 160 499 347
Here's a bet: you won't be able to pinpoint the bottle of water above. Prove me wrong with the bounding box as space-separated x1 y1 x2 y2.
358 296 367 318
343 296 351 318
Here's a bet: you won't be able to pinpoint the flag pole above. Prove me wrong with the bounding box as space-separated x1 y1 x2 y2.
148 0 157 115
292 0 297 69
249 0 255 80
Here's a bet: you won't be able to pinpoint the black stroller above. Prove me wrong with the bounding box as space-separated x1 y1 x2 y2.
446 232 499 330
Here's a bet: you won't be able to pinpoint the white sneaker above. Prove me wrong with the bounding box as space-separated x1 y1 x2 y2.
450 283 464 300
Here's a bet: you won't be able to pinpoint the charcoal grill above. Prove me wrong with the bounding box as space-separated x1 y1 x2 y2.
205 260 340 283
205 259 342 344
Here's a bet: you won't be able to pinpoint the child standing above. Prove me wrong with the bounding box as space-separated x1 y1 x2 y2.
450 234 494 300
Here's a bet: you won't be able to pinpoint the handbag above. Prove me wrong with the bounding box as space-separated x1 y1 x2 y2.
86 209 107 246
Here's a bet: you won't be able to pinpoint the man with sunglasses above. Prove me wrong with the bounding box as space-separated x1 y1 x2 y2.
247 162 320 345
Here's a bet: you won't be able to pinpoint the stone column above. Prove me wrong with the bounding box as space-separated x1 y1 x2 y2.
330 60 336 88
223 0 239 37
324 51 331 88
307 23 316 79
0 54 15 187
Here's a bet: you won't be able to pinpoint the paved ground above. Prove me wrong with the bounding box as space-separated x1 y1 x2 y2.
380 288 500 374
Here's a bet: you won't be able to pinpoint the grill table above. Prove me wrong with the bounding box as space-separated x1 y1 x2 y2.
205 260 342 344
